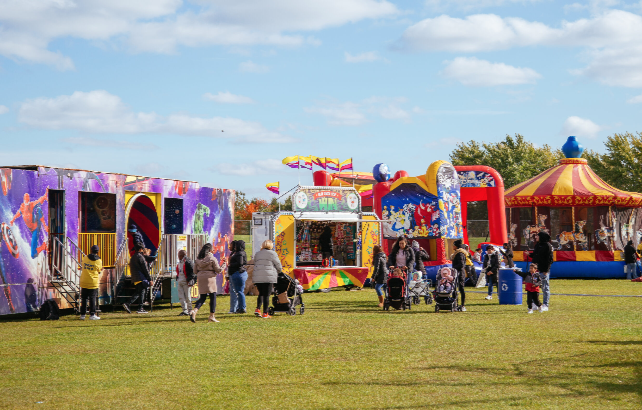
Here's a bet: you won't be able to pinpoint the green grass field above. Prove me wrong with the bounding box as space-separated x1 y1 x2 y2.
1 280 641 409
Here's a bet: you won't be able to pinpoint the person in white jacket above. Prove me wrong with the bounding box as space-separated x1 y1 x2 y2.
252 240 282 318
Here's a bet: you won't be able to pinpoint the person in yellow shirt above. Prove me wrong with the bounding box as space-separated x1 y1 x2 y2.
79 245 103 320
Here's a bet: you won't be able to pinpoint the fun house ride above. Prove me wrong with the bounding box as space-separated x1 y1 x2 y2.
0 165 233 316
505 136 642 278
252 185 381 291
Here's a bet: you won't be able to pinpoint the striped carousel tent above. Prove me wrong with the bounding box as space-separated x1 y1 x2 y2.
505 136 642 278
505 158 642 207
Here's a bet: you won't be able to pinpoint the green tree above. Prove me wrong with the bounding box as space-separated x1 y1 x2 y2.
449 134 564 189
583 132 642 192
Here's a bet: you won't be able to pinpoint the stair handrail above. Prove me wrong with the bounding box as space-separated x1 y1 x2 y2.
51 235 85 287
111 238 130 301
149 237 165 309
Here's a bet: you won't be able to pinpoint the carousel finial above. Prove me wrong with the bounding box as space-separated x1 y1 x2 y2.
562 136 584 159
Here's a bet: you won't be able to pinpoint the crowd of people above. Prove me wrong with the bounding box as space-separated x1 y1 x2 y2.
369 232 555 314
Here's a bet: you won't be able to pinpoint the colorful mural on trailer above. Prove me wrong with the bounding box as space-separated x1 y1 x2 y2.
381 163 463 240
0 166 234 316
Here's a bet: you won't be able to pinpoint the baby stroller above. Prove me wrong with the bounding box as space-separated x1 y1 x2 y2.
408 276 433 305
268 272 305 316
433 267 460 313
383 267 412 311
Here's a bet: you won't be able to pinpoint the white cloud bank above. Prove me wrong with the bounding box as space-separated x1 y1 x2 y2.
0 105 8 114
561 116 602 139
203 91 255 104
18 90 293 143
0 0 398 69
396 9 642 87
441 57 541 86
627 94 642 104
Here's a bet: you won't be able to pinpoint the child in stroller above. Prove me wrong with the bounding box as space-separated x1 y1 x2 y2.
383 267 412 311
433 267 461 312
268 272 304 316
408 271 432 305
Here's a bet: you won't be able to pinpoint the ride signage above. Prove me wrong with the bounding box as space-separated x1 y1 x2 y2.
293 187 360 213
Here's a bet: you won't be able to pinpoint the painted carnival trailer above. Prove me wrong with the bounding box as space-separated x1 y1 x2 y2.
0 165 234 316
252 185 381 291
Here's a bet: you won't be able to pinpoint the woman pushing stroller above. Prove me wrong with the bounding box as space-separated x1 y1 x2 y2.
388 236 414 281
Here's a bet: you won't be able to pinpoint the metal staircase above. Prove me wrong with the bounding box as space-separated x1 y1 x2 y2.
148 238 164 311
50 236 86 313
111 238 130 305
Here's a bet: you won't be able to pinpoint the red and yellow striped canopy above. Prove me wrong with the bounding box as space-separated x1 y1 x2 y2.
505 158 642 207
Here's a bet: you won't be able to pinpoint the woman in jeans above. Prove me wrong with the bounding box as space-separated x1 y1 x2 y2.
252 240 282 318
190 243 222 323
371 245 388 307
228 240 248 314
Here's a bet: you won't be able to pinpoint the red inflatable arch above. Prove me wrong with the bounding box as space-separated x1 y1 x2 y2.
454 165 507 246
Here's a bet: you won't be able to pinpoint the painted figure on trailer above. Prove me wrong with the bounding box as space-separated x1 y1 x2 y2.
11 192 49 259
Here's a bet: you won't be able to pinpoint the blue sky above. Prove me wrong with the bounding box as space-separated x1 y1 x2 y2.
1 0 642 198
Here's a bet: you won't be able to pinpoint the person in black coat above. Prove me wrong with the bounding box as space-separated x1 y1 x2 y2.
370 245 388 307
451 239 467 311
411 240 429 278
500 243 514 268
123 243 153 314
228 240 248 314
484 246 500 300
388 236 415 279
530 231 554 310
624 240 638 280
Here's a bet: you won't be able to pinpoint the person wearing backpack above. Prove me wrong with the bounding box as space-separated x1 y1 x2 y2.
228 240 248 314
531 231 554 311
175 249 195 316
78 245 103 320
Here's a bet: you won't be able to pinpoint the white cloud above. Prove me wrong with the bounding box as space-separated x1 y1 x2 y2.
397 10 642 88
305 102 367 126
344 51 387 63
203 91 255 104
441 57 541 86
60 136 159 150
212 159 284 176
239 60 269 73
18 90 293 143
561 116 602 139
0 105 8 114
627 94 642 103
0 0 398 68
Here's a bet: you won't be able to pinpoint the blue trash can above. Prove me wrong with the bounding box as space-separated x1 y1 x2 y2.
498 268 522 305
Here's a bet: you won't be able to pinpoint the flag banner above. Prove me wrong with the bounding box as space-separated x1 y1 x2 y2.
282 156 300 169
326 158 340 171
266 182 279 195
339 158 353 171
311 156 326 169
300 156 312 170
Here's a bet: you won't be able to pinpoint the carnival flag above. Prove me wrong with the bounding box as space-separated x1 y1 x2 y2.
311 156 326 169
326 158 340 171
300 156 313 170
266 182 279 195
282 156 300 169
339 158 353 171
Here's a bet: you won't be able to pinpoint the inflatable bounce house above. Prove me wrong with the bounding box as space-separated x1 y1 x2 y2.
369 161 507 281
0 165 234 316
505 136 642 278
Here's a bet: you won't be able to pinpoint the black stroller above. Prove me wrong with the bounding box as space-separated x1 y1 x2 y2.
383 268 412 311
268 272 305 316
433 267 461 312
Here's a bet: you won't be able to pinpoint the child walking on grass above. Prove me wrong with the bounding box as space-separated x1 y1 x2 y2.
517 263 544 314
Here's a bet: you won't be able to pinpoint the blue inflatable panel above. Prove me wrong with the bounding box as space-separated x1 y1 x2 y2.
425 264 451 284
514 261 626 279
498 268 522 305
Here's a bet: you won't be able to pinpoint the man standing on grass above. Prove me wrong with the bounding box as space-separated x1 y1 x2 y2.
79 245 103 320
123 243 153 314
531 231 553 311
